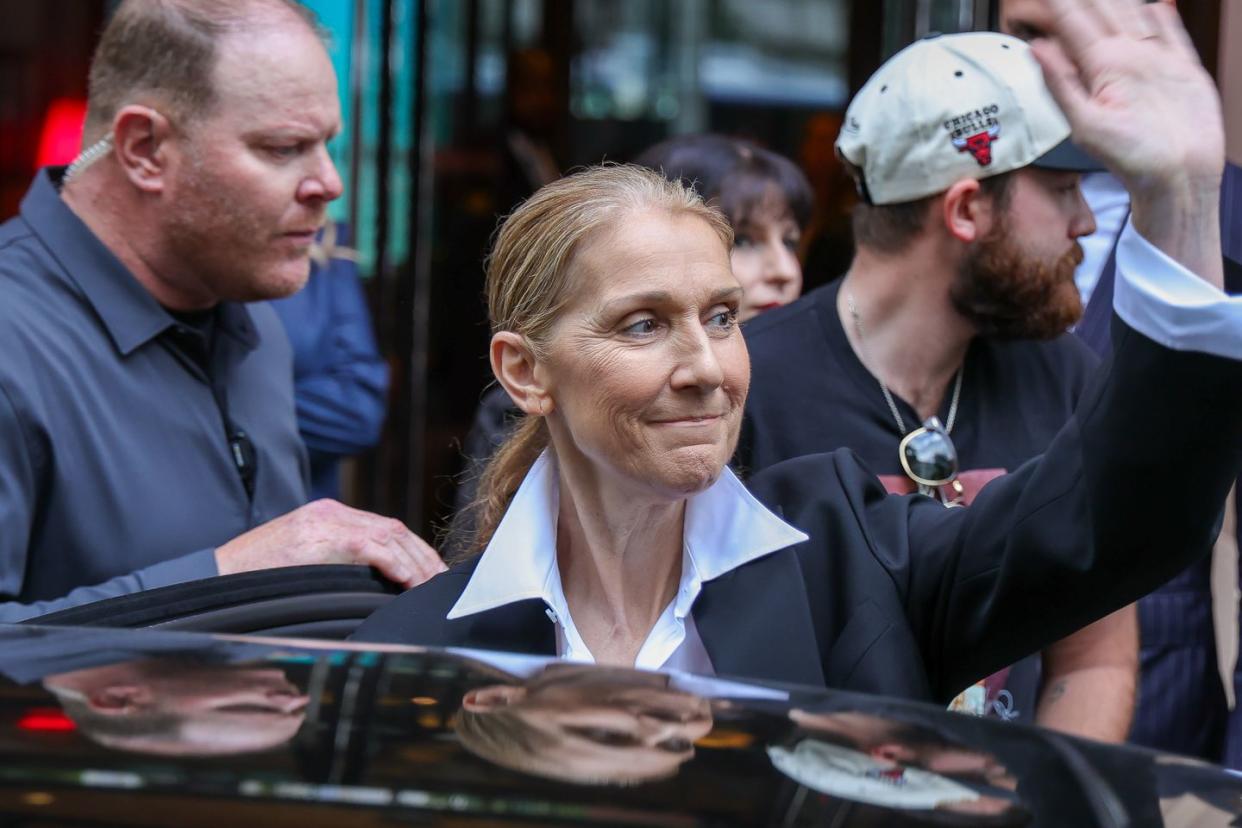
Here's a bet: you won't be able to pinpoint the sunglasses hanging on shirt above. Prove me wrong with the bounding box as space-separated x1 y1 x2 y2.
899 416 964 507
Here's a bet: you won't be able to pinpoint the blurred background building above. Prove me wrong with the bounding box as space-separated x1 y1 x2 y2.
0 0 1236 536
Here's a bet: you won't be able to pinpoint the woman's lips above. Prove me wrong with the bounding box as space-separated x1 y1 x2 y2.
651 415 723 426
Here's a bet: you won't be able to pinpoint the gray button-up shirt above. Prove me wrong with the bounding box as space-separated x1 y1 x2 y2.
0 169 308 621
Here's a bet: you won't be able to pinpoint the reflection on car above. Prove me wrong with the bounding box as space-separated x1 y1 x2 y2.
0 624 1238 827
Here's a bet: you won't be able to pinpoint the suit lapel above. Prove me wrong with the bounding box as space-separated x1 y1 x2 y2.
458 598 558 657
694 548 826 687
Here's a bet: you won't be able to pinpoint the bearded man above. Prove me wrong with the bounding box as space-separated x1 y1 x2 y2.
0 0 443 621
738 32 1137 743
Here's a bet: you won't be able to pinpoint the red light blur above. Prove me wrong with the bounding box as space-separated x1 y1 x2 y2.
36 99 88 168
17 708 77 732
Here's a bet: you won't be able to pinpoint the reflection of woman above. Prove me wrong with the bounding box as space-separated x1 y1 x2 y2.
455 663 712 784
355 161 1238 705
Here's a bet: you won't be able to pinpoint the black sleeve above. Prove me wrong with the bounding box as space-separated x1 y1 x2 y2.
750 317 1242 700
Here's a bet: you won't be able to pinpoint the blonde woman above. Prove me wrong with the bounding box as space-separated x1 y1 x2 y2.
356 5 1241 705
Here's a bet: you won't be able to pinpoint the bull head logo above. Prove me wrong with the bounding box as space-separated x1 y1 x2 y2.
952 124 1001 166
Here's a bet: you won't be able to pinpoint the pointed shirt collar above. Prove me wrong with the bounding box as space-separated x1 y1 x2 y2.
20 168 260 356
447 450 809 623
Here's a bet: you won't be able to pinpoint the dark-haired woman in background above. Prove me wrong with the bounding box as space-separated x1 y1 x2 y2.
633 134 812 322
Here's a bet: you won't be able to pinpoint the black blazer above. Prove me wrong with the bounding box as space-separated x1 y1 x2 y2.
1073 163 1242 680
354 319 1242 704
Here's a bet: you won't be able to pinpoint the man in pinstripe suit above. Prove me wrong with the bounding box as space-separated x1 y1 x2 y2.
998 0 1242 764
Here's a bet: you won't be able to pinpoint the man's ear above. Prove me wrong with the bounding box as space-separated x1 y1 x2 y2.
87 684 153 715
491 331 553 417
112 105 176 194
939 178 995 244
462 684 526 713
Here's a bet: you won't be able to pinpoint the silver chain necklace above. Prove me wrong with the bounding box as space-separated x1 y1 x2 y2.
846 290 963 436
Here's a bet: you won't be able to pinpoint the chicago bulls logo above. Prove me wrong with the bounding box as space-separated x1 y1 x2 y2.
952 124 1001 166
866 767 908 786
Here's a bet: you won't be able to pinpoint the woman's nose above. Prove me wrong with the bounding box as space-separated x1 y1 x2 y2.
764 243 801 287
670 325 724 390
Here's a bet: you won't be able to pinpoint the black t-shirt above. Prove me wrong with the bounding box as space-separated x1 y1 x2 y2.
738 279 1099 723
739 280 1098 482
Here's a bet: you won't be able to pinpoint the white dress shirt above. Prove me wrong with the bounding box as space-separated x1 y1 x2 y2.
443 221 1241 673
447 451 808 674
1075 172 1132 305
1114 219 1242 359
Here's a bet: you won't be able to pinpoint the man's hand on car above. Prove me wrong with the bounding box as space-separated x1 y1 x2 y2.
214 500 447 589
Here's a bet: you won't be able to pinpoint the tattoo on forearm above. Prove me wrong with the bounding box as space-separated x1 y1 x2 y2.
1045 680 1068 704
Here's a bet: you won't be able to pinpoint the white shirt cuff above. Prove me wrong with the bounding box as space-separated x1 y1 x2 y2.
1114 219 1242 360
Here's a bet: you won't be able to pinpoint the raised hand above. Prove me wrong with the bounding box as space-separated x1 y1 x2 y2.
1027 0 1224 285
1028 0 1223 188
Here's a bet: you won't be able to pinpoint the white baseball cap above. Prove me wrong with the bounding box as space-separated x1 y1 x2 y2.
767 740 985 810
836 32 1099 205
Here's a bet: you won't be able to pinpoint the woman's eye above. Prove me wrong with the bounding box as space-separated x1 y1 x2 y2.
784 236 800 252
622 318 658 336
733 234 754 249
657 737 693 753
